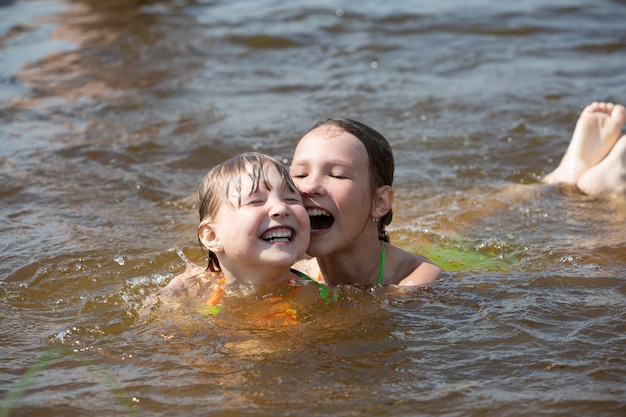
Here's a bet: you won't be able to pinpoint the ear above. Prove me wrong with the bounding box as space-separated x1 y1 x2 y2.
198 220 223 252
372 185 394 219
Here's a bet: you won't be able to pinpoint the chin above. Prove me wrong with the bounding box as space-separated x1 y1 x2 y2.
264 255 299 267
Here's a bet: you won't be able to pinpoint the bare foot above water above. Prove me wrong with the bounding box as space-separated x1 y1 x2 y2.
577 134 626 196
543 102 626 186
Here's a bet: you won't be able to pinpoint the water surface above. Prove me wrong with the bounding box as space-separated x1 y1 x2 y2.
1 0 626 416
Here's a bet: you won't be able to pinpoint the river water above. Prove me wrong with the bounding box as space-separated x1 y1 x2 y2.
1 0 625 416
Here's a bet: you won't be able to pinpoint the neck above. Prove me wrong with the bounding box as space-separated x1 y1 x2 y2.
317 238 384 286
220 263 292 287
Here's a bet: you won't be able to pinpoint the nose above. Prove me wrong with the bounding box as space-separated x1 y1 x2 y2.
297 175 324 196
268 197 290 218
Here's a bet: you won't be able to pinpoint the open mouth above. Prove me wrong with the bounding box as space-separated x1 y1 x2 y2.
307 208 334 231
261 227 294 243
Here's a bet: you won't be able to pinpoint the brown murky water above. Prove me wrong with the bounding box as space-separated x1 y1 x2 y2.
1 1 626 416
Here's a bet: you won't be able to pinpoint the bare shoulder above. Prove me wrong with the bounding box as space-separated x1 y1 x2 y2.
161 263 217 299
397 261 441 286
387 244 442 287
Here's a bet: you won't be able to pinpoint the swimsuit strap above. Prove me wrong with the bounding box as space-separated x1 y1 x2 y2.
209 272 299 306
201 272 302 316
206 272 296 307
377 242 386 286
290 268 309 280
208 275 226 306
199 275 226 316
290 268 338 303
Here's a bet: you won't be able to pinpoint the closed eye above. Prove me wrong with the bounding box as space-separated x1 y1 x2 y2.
241 199 265 206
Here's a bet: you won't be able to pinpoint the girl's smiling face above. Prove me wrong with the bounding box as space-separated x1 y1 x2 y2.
290 126 376 257
202 165 310 284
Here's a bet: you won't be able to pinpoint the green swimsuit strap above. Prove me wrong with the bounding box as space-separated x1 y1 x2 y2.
289 268 338 304
378 243 386 286
289 268 315 282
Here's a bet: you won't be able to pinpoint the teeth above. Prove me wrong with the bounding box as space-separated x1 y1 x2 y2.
261 227 293 242
307 208 330 217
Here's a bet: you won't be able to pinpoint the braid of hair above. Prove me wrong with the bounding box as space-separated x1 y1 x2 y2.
378 223 390 243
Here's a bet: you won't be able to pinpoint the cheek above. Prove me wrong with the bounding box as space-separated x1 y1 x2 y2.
227 213 263 240
336 184 367 205
294 208 310 227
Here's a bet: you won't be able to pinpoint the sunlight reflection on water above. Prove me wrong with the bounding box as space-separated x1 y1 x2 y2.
1 0 626 416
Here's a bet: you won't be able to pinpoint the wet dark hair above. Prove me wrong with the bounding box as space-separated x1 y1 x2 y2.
306 118 394 242
197 152 299 272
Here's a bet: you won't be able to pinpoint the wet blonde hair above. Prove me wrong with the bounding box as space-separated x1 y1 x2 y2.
197 152 299 272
